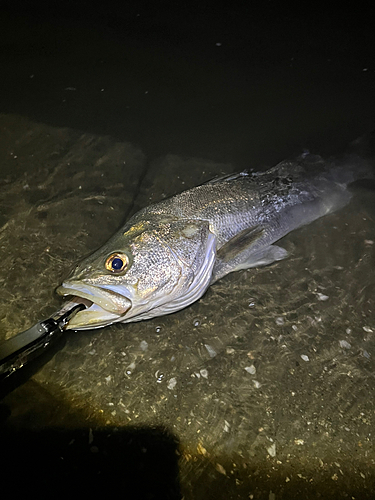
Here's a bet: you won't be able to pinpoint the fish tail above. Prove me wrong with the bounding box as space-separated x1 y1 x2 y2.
347 131 375 162
328 132 375 186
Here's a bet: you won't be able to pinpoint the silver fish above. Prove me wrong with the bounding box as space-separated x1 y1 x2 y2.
57 152 367 330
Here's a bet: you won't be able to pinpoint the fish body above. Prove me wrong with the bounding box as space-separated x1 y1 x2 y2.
57 152 366 330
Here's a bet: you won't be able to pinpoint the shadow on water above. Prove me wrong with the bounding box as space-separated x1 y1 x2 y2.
1 395 375 500
1 422 181 499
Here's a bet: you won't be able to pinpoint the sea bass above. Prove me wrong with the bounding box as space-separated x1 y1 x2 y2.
57 151 369 330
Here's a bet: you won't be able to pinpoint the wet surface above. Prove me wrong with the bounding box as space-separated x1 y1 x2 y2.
0 3 375 499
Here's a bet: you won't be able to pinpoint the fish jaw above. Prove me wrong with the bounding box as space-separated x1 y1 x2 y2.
56 281 132 330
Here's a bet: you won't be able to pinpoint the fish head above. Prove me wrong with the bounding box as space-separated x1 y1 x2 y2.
57 217 216 329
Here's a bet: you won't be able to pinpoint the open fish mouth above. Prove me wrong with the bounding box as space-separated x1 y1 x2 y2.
56 281 132 330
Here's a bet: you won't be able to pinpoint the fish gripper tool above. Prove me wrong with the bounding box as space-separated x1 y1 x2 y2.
0 304 85 382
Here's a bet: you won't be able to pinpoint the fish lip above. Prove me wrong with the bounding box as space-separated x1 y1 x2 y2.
56 281 132 315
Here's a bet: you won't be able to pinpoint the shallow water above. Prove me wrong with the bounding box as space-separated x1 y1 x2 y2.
0 4 374 499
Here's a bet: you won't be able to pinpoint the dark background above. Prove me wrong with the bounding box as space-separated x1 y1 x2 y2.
1 0 374 169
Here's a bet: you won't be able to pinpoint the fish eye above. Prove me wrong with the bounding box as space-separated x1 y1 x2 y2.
105 253 129 274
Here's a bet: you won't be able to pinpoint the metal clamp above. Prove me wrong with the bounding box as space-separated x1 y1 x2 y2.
0 304 85 380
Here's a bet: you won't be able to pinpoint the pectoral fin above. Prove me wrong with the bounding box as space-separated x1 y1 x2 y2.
216 226 265 263
212 238 288 283
240 244 288 268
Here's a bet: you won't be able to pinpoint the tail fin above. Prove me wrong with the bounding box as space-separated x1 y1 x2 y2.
347 131 375 161
329 132 375 186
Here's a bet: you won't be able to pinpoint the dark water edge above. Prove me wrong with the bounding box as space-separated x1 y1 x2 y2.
0 3 375 499
1 1 374 166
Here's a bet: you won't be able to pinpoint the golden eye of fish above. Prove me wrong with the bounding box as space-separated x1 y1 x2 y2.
105 253 129 273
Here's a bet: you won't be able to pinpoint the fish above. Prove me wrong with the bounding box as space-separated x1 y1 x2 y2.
57 148 372 330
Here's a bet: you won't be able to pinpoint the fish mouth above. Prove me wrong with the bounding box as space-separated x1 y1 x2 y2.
56 281 132 330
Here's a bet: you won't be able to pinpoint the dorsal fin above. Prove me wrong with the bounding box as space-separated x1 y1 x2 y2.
202 170 250 185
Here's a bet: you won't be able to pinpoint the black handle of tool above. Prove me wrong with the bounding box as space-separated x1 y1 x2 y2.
0 304 85 381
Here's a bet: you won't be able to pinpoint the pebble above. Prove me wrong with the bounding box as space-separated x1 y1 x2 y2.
339 340 351 349
215 463 226 475
244 365 256 375
267 443 276 457
167 377 177 390
126 361 136 375
205 344 217 358
140 340 148 351
301 354 310 362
